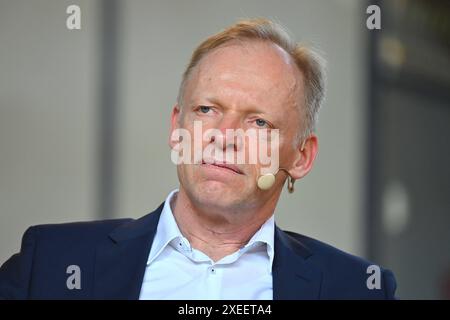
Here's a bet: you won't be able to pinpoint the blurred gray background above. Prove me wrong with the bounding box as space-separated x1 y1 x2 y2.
0 0 449 299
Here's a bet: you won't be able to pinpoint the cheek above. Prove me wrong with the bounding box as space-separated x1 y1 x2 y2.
248 165 261 179
278 143 297 166
178 164 199 187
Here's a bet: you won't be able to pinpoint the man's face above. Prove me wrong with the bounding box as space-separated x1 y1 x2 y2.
170 41 305 212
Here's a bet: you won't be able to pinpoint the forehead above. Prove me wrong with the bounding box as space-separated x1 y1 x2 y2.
185 41 304 109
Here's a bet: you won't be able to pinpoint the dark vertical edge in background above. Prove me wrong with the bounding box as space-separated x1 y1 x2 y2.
365 0 381 261
98 0 119 219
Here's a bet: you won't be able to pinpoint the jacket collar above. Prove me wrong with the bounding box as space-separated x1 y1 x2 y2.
93 202 164 299
93 201 322 299
272 226 323 299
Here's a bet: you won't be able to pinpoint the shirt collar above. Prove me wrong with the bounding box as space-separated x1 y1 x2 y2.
146 189 183 266
244 214 275 272
147 189 275 271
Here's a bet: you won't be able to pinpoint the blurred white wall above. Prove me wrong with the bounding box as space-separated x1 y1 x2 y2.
0 0 100 263
0 0 367 264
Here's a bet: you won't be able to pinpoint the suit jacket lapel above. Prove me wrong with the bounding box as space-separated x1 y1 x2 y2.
92 202 322 300
93 203 164 299
273 227 323 300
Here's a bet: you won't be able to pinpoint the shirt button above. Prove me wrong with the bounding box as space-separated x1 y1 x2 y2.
209 267 216 274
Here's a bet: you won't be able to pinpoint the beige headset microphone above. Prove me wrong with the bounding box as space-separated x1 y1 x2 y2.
257 168 296 193
256 139 306 193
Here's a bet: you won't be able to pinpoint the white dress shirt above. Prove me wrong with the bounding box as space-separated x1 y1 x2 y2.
139 189 274 300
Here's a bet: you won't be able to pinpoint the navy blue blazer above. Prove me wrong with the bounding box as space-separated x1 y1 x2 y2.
0 202 397 299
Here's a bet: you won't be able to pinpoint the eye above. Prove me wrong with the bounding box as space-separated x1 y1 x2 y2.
255 118 268 127
199 106 212 114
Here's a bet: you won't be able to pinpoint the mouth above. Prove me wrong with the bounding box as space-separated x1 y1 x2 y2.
200 160 244 175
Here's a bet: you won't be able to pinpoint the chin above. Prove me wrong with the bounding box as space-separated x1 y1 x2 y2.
190 181 251 210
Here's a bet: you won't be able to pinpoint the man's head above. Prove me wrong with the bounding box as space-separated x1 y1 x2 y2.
169 18 326 214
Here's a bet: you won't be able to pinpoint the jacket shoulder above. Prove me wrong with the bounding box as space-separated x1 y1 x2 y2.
29 218 134 243
0 218 133 299
283 230 397 299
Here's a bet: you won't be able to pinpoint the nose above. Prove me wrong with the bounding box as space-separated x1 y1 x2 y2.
209 114 244 153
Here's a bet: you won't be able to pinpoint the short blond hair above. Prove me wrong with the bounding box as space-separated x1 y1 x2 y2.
177 18 326 142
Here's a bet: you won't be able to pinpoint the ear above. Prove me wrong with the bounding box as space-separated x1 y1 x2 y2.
168 104 181 149
288 134 318 180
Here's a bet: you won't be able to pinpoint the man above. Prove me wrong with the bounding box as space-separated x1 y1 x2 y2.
0 18 397 299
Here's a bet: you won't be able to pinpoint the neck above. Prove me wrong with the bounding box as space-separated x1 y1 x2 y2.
171 187 279 262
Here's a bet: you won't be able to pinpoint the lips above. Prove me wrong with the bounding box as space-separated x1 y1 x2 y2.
201 160 244 175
